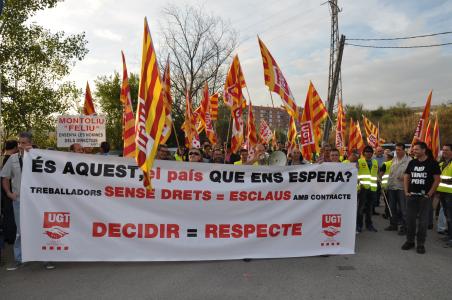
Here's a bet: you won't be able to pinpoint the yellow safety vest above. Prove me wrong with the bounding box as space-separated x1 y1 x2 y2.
234 160 258 166
358 158 378 191
174 154 183 161
342 160 360 191
437 161 452 194
381 160 393 189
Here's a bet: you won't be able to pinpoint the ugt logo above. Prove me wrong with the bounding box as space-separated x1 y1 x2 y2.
322 214 341 238
43 212 70 240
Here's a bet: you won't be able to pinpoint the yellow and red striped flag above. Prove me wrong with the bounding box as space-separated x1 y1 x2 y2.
411 90 432 145
362 115 379 147
287 115 297 155
224 55 246 110
348 118 365 156
135 18 166 189
83 82 96 115
258 37 298 119
199 82 217 145
160 59 173 144
210 92 219 121
181 89 201 148
120 51 136 158
335 99 346 155
431 116 440 159
224 55 246 153
299 81 328 161
246 101 258 154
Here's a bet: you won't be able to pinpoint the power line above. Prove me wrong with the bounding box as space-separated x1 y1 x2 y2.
344 42 452 48
346 31 452 41
238 6 319 45
232 1 305 32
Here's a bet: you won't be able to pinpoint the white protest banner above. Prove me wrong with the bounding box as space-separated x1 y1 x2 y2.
21 149 357 262
57 115 106 148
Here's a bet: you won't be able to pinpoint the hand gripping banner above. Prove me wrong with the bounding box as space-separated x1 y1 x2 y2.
21 149 357 261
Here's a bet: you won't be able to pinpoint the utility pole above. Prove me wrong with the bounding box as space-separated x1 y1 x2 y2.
323 0 344 143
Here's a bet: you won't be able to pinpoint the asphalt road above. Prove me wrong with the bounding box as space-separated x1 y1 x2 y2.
1 208 452 300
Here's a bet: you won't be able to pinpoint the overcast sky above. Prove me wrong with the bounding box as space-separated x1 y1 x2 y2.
32 0 452 109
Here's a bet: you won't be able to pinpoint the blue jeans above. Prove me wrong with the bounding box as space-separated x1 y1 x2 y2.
439 192 452 240
388 189 407 228
12 200 21 263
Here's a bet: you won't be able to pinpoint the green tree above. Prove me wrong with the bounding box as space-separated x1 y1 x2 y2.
344 104 365 122
0 0 88 147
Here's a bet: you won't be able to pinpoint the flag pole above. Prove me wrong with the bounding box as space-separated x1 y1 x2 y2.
268 91 275 108
226 110 232 147
377 121 380 147
172 121 181 149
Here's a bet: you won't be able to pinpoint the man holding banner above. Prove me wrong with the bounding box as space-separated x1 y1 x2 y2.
1 132 55 270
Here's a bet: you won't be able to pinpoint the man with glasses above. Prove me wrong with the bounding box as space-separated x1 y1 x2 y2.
188 149 203 163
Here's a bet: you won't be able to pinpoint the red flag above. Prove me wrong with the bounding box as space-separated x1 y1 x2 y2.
83 82 96 115
120 51 136 158
412 90 432 145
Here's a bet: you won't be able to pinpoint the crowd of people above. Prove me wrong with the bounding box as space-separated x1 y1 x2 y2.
0 132 451 271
